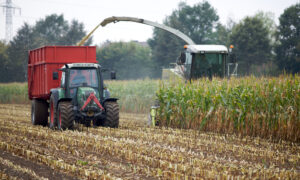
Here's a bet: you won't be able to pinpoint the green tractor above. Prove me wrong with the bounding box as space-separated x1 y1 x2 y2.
48 63 119 130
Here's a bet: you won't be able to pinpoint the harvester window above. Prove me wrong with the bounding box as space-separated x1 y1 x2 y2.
191 53 225 78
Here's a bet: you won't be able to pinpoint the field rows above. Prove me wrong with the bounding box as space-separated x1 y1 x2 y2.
0 104 299 179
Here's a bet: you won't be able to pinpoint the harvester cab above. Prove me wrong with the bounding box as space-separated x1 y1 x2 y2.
173 45 238 80
49 63 119 130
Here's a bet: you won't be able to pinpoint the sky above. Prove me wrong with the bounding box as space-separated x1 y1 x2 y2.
0 0 299 45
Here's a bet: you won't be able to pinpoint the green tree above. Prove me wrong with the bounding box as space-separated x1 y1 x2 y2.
32 14 92 46
230 16 272 75
214 23 231 46
0 41 9 82
148 1 221 78
254 11 277 45
59 20 93 45
6 23 34 82
3 14 92 82
253 11 278 75
275 3 300 74
33 14 68 45
97 41 153 80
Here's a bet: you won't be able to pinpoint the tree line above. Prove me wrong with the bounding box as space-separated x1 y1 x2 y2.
0 2 299 82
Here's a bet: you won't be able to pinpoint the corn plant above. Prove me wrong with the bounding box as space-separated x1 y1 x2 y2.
107 79 158 113
156 75 300 142
0 83 28 104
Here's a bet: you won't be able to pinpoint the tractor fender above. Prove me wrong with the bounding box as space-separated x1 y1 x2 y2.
50 89 71 107
103 98 118 104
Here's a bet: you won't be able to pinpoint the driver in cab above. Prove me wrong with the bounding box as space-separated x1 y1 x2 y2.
71 70 87 86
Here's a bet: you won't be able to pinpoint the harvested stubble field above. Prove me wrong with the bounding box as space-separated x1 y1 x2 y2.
0 104 299 179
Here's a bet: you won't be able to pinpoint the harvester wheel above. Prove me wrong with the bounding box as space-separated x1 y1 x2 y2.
31 99 48 126
57 101 74 130
49 95 57 129
104 101 119 128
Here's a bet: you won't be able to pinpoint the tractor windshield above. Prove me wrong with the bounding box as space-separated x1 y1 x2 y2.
69 69 99 88
190 53 226 79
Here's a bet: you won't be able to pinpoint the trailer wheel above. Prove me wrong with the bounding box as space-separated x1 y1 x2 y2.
49 95 57 129
31 99 48 126
57 101 74 130
104 101 119 128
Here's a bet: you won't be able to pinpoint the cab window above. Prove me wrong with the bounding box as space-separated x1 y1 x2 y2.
61 72 65 87
69 69 99 88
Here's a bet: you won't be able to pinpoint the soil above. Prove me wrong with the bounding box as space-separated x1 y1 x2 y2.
0 150 78 180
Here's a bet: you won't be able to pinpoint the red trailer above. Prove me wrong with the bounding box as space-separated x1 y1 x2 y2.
28 46 97 100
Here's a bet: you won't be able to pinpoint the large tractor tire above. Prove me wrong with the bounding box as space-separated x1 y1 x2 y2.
104 101 119 128
49 95 57 129
31 99 48 126
57 101 74 130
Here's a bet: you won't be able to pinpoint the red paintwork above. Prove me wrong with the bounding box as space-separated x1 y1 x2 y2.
80 93 104 111
28 46 97 100
50 101 54 124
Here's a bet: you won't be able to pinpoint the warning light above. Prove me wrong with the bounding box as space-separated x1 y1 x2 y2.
230 45 234 49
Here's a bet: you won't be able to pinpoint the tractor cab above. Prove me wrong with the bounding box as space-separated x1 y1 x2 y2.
60 63 103 99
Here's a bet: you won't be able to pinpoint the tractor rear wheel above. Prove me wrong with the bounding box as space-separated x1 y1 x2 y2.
103 101 119 128
31 99 48 126
57 101 74 130
49 95 57 129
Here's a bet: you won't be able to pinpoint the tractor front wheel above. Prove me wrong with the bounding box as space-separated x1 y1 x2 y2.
31 99 48 126
103 101 119 128
57 101 74 130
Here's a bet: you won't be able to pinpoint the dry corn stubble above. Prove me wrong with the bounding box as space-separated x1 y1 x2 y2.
0 104 299 179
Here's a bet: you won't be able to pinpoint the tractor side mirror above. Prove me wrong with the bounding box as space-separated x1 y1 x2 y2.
177 52 186 65
53 72 59 80
111 71 116 80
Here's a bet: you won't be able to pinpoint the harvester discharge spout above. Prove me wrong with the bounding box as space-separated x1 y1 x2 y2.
77 16 195 46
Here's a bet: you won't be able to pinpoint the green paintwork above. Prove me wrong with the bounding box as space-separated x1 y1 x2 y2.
77 87 100 110
57 88 65 99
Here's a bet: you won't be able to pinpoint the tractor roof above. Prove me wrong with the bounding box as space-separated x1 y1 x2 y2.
185 45 228 53
62 63 100 69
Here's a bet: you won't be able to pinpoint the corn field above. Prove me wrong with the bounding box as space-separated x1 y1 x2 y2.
107 79 158 113
0 80 158 113
0 83 28 104
157 75 300 142
0 104 299 179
